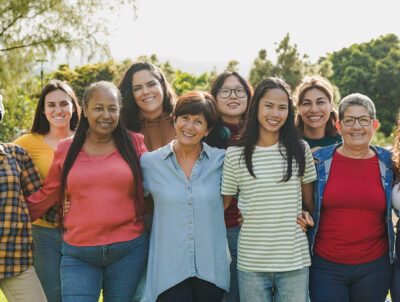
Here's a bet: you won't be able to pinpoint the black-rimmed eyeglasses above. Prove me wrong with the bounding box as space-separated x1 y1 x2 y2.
218 87 246 99
341 115 374 127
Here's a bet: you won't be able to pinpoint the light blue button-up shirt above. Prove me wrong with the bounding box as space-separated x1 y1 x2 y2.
141 141 230 302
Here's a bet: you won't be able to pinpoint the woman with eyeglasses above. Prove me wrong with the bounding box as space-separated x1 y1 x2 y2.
295 75 341 151
307 93 393 302
204 71 253 302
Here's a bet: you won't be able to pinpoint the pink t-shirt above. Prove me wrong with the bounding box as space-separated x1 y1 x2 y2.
27 131 147 246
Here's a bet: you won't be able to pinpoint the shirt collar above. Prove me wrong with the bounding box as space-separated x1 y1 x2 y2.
161 140 212 160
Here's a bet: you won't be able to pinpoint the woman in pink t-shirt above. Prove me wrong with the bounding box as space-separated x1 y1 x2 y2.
27 81 148 302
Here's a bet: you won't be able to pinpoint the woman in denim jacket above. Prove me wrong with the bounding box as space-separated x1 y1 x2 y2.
307 93 394 302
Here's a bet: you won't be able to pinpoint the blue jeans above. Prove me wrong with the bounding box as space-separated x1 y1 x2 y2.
222 226 240 302
238 267 309 302
61 233 148 302
310 253 391 302
32 225 62 302
132 214 153 302
391 255 400 302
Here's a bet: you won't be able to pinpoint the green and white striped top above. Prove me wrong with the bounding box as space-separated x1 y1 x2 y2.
221 142 317 272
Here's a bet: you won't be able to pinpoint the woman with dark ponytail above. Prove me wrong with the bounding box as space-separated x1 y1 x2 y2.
26 81 148 302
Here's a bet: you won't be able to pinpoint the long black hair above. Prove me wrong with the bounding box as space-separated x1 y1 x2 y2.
117 61 176 131
58 81 144 228
237 77 306 182
205 71 253 148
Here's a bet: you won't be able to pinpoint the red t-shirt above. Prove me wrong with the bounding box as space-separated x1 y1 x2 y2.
28 132 147 246
314 151 388 264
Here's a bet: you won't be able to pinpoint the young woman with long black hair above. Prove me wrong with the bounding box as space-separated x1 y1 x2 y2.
221 77 316 302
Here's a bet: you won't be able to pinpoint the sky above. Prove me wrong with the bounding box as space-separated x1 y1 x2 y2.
59 0 400 76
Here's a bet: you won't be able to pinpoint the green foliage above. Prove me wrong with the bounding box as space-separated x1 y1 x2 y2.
52 60 120 101
173 70 215 96
0 0 137 88
249 33 333 89
326 34 400 136
0 86 37 142
371 128 395 148
225 60 239 72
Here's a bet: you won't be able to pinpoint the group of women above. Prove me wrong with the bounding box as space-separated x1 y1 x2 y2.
0 61 399 302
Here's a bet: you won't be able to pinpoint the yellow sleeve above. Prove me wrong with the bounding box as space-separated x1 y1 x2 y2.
14 133 54 180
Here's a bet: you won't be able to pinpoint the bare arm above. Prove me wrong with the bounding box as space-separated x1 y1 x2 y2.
301 182 314 214
222 195 233 210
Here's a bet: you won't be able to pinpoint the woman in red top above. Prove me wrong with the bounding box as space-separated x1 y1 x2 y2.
308 93 393 302
204 71 253 302
27 81 148 302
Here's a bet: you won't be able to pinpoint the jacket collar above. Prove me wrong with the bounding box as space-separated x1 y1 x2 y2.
313 143 392 167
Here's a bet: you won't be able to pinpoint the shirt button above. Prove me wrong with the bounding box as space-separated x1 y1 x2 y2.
187 186 190 190
188 202 192 206
189 220 192 224
190 237 193 240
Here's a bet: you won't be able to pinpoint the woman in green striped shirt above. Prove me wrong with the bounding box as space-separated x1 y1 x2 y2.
221 77 316 302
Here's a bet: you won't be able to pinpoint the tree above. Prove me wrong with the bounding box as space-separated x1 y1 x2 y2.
52 60 121 101
326 34 400 135
225 60 239 72
249 33 333 89
0 0 137 88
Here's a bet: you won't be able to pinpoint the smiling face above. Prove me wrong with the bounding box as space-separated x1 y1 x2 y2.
84 89 120 139
43 89 74 130
175 113 209 147
132 69 164 119
337 105 378 150
298 88 333 132
257 88 289 140
216 75 248 124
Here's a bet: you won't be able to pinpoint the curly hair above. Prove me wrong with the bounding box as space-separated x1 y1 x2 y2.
393 112 400 183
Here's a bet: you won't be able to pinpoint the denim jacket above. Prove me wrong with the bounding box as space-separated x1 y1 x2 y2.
308 143 394 263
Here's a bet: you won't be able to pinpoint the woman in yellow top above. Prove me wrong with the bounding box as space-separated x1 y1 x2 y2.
14 80 81 302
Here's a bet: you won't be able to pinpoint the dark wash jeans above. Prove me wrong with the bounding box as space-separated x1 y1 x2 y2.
310 253 391 302
61 233 148 302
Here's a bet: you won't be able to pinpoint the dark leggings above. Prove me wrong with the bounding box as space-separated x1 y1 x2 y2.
156 277 225 302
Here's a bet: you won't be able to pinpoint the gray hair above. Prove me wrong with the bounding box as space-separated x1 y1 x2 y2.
83 81 122 107
338 93 376 119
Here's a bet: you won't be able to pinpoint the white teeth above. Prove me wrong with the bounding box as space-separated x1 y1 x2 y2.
267 120 279 124
228 103 240 107
182 131 194 137
53 116 65 120
142 97 154 102
308 116 322 121
99 123 111 128
351 133 364 136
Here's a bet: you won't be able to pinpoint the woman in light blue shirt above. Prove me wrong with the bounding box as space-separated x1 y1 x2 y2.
140 91 230 302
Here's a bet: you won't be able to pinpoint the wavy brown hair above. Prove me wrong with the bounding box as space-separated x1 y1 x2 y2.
393 112 400 183
117 61 176 131
295 75 338 137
